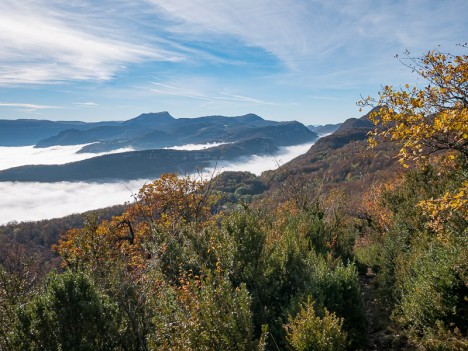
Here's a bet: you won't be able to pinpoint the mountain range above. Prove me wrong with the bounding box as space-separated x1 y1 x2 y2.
0 110 387 184
0 112 321 182
306 123 342 135
1 112 316 152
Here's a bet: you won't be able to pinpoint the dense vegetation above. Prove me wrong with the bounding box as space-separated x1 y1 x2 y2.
0 48 466 350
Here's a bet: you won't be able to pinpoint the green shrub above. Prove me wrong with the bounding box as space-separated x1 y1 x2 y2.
364 163 468 346
14 270 123 351
151 272 258 350
394 234 468 340
305 254 367 348
285 298 347 351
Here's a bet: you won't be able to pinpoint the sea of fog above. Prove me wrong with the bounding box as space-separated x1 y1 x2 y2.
0 144 135 171
0 141 315 224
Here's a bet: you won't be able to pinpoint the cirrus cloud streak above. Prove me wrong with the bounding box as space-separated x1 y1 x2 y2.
0 0 184 85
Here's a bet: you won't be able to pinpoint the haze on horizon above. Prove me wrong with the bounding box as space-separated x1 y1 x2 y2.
0 0 466 125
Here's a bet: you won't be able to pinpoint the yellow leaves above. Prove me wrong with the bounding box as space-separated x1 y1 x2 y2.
358 48 468 163
418 181 468 240
359 46 468 243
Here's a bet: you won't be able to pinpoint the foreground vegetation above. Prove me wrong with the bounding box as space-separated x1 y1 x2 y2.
0 48 466 350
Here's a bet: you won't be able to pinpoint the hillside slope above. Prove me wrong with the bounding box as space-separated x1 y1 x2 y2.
262 109 401 195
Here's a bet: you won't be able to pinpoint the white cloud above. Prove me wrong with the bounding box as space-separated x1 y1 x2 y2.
151 80 272 104
147 0 315 69
0 0 185 85
0 145 135 171
148 0 468 70
0 180 146 225
73 102 99 107
1 0 465 89
0 102 59 110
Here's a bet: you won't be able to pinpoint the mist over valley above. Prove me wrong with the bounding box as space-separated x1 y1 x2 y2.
0 112 319 223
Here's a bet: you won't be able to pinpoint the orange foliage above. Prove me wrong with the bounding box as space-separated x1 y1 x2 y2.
54 174 217 272
360 179 402 233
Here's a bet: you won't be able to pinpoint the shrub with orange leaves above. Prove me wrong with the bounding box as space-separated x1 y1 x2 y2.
55 174 218 273
128 173 217 232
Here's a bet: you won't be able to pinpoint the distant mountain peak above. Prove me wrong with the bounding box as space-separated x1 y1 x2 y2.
124 111 176 127
239 113 263 120
134 111 175 120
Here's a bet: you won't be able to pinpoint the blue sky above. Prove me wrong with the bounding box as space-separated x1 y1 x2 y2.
0 0 466 124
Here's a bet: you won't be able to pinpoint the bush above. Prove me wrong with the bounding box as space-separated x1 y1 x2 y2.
285 297 347 351
150 272 259 350
14 270 123 351
356 161 468 346
305 254 367 348
394 234 468 341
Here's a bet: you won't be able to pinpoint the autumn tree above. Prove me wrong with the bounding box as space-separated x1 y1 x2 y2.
51 174 223 350
359 47 467 162
55 173 218 273
358 48 468 237
357 47 468 348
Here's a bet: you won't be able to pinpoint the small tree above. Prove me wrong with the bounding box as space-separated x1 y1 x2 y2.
358 47 468 238
359 47 467 162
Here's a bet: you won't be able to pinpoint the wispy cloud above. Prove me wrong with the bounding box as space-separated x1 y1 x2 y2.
0 102 59 110
218 92 272 104
151 81 271 104
0 0 185 85
151 82 210 100
1 0 466 87
148 0 468 71
73 102 99 107
147 0 314 69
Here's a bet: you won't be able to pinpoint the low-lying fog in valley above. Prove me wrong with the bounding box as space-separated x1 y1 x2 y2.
0 145 135 171
0 141 315 224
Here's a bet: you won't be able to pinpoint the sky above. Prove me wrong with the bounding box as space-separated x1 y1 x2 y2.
0 0 466 125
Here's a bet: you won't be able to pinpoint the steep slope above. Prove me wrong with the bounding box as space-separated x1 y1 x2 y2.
262 109 401 193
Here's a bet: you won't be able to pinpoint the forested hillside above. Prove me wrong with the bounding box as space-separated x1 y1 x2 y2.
0 49 466 351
